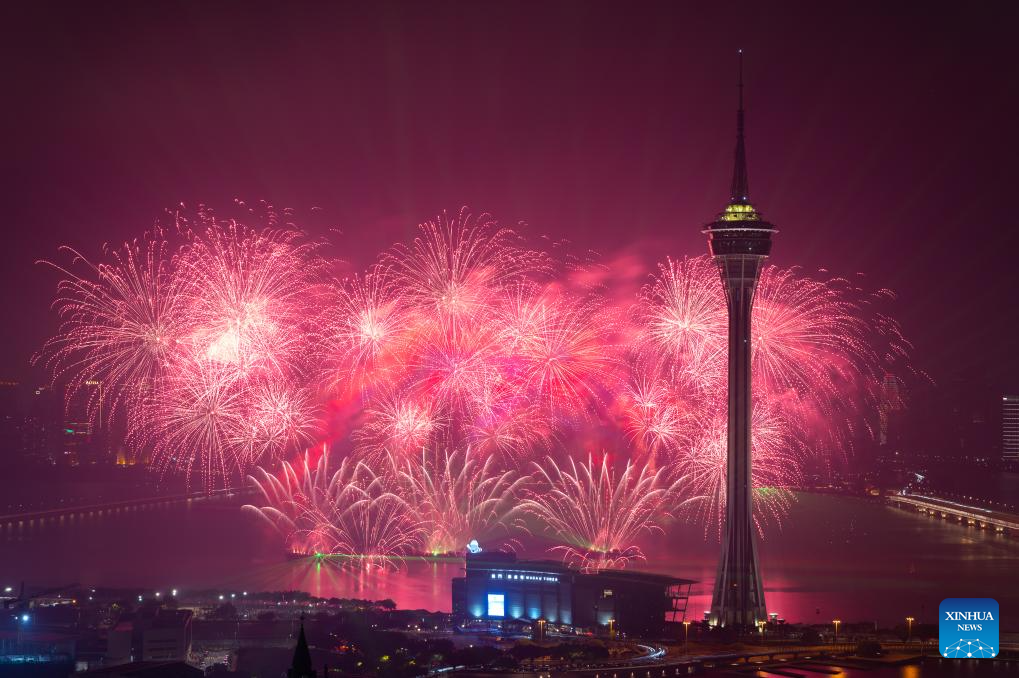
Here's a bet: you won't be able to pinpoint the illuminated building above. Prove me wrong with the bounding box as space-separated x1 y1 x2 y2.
1004 395 1019 462
453 550 693 637
703 52 773 629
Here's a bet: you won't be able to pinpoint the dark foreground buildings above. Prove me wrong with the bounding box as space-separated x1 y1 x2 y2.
452 551 693 637
704 53 773 628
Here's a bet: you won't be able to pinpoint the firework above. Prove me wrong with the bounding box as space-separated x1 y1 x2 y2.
502 289 619 416
465 395 556 462
39 205 914 551
39 208 324 489
353 388 445 461
390 446 528 555
383 207 547 329
522 454 681 571
636 257 725 370
628 257 910 469
675 398 801 538
36 229 183 423
320 267 410 391
138 356 248 490
244 445 425 569
620 375 689 460
176 213 322 380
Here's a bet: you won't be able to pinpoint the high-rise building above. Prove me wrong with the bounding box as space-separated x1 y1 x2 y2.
704 52 774 629
23 385 62 463
878 373 905 446
1004 396 1019 462
64 380 109 465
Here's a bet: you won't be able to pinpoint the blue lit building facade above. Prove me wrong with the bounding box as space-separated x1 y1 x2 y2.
453 551 693 637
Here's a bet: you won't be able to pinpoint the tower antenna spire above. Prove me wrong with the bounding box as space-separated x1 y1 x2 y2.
731 49 750 204
738 49 744 113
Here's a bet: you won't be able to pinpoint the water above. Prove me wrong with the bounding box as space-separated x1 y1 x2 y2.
2 492 1017 630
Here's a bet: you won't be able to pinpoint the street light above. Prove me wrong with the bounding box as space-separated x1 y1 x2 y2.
683 620 690 652
906 616 914 643
833 619 841 645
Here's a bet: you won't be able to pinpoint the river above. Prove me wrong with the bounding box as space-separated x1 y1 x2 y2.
2 492 1017 631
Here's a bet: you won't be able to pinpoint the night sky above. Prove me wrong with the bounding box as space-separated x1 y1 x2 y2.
3 1 1019 390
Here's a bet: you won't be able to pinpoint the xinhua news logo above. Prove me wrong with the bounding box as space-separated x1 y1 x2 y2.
939 598 999 658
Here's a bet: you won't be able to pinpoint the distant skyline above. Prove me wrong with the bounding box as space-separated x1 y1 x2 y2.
3 1 1019 387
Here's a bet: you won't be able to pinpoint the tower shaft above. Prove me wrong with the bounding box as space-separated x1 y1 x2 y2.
710 259 767 628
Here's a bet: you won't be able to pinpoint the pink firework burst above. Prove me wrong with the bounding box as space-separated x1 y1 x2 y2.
503 290 620 416
36 230 184 424
176 211 322 380
634 256 726 393
522 453 681 571
620 374 689 460
240 380 320 465
244 446 425 569
321 267 410 392
465 394 556 463
138 356 248 491
753 267 874 412
674 398 800 539
384 207 548 329
405 324 503 418
353 388 446 461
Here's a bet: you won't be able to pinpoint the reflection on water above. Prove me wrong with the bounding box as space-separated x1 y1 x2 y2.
3 492 1018 629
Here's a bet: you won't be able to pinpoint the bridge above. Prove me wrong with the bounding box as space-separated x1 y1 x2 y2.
0 486 253 528
887 493 1019 535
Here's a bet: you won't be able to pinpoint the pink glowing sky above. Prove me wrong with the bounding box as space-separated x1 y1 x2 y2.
4 1 1018 387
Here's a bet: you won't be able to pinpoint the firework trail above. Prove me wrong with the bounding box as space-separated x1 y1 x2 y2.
244 445 424 569
389 446 528 555
521 454 683 571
